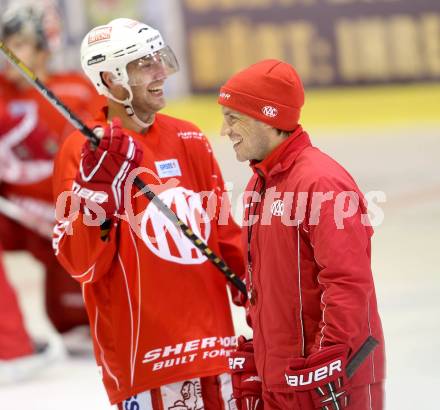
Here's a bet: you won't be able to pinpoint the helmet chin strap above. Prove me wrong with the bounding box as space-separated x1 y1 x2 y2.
107 85 155 129
124 105 154 129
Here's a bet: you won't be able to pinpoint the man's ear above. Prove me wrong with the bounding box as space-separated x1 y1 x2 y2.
260 121 278 135
101 72 118 88
101 72 128 100
261 122 273 130
261 122 289 138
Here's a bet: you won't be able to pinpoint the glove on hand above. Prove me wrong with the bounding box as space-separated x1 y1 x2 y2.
285 344 349 409
229 336 263 410
74 117 143 220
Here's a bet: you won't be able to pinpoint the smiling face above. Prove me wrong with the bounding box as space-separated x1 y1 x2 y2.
127 54 168 114
221 106 283 162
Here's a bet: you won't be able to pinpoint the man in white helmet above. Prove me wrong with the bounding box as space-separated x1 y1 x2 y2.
52 18 245 408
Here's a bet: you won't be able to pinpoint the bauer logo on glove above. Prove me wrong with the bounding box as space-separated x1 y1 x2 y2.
228 337 263 410
229 357 246 371
284 344 350 409
285 357 343 388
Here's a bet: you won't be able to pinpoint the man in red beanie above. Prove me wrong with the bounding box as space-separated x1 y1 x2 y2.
218 59 385 409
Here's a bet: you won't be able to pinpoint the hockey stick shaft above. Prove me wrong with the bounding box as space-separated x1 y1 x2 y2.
0 40 246 297
346 336 379 379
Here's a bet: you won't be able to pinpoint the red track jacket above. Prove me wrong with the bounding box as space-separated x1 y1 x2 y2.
243 126 385 393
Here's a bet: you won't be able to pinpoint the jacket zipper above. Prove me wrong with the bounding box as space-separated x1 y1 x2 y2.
248 171 268 388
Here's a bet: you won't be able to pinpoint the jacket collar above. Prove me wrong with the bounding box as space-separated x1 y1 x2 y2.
250 125 311 179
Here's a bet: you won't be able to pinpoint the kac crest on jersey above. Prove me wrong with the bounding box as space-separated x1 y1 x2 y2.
271 199 284 216
141 187 211 265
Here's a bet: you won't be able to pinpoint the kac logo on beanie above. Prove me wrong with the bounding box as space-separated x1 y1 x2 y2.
219 92 231 100
218 59 304 131
262 106 278 118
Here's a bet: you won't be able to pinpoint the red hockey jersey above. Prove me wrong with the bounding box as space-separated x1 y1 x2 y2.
52 109 245 404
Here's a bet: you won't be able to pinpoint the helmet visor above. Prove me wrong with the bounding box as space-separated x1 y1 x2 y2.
126 46 179 86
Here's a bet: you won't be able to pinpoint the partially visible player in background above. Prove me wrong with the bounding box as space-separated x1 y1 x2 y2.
53 17 245 409
0 1 104 382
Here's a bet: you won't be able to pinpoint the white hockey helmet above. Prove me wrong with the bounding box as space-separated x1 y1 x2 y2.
80 18 179 125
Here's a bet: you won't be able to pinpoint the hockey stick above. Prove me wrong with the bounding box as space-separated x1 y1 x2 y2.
316 336 379 410
0 40 247 297
346 336 379 379
0 195 52 239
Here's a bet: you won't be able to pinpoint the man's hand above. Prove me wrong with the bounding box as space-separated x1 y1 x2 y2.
285 344 350 409
74 117 143 220
229 336 263 410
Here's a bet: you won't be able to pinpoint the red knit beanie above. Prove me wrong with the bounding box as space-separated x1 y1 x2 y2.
218 59 305 131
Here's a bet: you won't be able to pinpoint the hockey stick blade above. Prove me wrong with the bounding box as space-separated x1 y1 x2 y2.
0 40 247 298
346 336 379 379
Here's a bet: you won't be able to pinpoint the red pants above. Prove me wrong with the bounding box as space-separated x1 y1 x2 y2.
0 245 34 359
0 215 88 333
262 382 384 409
